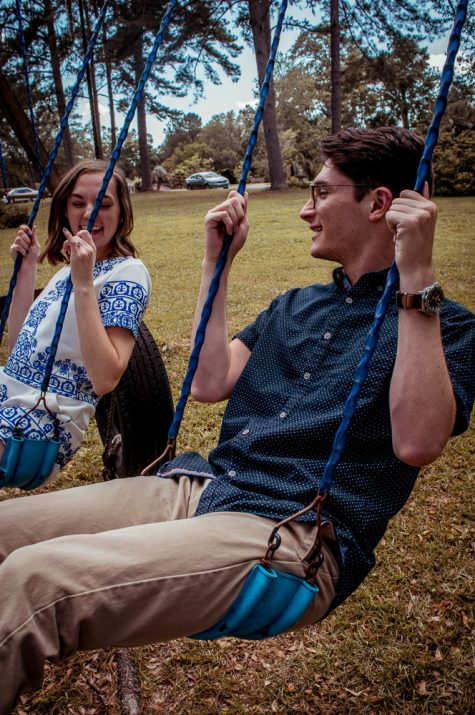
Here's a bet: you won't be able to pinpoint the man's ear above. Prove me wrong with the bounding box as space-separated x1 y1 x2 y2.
368 187 393 222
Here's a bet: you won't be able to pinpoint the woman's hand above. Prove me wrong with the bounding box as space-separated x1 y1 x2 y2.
10 224 41 268
63 228 96 288
204 191 249 264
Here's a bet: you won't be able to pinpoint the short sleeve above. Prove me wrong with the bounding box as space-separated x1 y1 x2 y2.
441 300 475 436
98 259 151 338
235 294 283 351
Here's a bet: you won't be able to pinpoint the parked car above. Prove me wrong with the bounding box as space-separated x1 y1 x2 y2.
185 172 230 190
5 187 39 203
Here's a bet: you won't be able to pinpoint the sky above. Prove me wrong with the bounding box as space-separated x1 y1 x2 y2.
78 25 455 148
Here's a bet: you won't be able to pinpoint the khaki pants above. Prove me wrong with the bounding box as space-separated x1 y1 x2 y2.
0 475 340 714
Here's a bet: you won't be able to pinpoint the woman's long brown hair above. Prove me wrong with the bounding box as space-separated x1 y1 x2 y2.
42 159 137 265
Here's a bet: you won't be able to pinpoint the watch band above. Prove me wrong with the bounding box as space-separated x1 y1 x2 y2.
395 292 423 310
395 282 444 316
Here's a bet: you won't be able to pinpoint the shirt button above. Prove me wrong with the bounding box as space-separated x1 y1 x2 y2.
228 470 236 477
279 411 287 419
242 428 250 435
345 297 353 304
303 372 311 380
323 332 332 340
377 285 384 292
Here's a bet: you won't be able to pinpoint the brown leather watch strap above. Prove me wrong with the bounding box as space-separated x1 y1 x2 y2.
396 292 423 309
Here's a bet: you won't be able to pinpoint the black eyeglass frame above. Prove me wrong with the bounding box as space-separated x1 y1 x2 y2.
309 182 376 208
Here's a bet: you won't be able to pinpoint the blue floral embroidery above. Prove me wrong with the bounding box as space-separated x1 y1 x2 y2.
99 280 148 337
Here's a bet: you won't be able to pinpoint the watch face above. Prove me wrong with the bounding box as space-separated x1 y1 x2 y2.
422 284 445 314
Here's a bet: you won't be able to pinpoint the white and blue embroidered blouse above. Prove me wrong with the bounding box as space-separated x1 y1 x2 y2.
0 256 151 472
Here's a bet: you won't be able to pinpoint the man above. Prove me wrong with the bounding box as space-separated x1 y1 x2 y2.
0 128 473 713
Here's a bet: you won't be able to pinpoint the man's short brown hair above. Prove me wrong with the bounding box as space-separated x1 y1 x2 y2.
320 127 433 201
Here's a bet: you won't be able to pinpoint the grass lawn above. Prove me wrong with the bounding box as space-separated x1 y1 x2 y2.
0 189 474 714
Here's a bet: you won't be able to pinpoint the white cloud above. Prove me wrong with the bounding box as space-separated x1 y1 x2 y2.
236 99 259 109
429 53 446 71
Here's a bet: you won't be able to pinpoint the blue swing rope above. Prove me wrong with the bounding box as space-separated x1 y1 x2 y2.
0 0 112 346
148 0 289 469
0 0 178 490
160 0 467 475
146 0 468 472
40 0 179 395
192 0 469 642
15 0 43 180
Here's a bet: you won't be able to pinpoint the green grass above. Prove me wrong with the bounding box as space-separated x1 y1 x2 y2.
1 190 473 714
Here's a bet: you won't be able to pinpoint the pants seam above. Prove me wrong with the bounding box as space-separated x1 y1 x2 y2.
0 560 257 649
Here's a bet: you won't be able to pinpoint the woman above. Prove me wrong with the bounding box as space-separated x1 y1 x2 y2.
0 159 151 484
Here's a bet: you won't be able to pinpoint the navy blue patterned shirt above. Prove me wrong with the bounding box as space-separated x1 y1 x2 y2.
159 267 475 605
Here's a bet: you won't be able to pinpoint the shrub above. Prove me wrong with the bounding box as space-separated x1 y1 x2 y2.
0 203 30 229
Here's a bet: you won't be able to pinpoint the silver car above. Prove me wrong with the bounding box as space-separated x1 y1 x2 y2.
5 187 39 203
185 172 229 190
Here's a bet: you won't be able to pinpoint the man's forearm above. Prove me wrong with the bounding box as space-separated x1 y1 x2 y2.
390 311 456 466
190 259 235 402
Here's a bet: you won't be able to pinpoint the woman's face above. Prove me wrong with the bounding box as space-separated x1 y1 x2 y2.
65 172 121 260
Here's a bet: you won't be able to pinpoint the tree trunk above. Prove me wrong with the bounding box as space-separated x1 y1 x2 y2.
133 45 153 191
247 0 287 189
78 0 103 159
330 0 342 133
0 68 61 191
44 0 75 168
103 26 117 152
400 89 410 129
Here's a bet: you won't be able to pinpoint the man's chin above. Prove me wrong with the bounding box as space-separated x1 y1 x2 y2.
310 242 325 259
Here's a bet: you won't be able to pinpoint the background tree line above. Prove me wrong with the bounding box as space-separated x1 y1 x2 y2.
0 0 473 196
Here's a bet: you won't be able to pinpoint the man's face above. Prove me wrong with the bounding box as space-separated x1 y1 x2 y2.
300 161 371 266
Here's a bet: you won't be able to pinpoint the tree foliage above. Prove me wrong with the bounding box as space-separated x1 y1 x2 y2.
0 0 472 195
0 0 242 188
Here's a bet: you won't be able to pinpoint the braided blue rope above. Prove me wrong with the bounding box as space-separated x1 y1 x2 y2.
15 0 43 179
40 0 178 393
318 0 468 494
167 0 289 441
0 0 111 347
0 140 9 192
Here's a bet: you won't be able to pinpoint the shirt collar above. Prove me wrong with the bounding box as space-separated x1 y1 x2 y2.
333 266 398 297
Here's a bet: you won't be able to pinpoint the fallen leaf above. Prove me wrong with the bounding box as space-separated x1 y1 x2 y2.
417 681 428 696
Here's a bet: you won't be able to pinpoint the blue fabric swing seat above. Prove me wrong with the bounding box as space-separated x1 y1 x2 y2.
192 564 318 641
0 433 61 490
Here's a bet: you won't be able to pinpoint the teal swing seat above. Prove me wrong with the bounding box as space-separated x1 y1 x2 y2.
192 564 319 641
0 395 62 490
0 431 61 490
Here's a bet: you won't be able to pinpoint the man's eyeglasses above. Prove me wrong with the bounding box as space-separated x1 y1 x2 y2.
309 182 376 208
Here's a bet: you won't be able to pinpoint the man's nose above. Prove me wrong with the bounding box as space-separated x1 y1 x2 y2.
300 197 315 221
